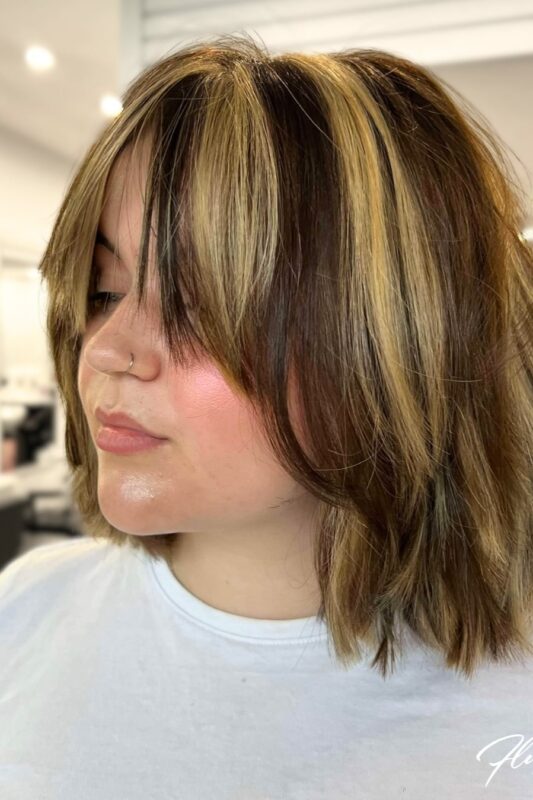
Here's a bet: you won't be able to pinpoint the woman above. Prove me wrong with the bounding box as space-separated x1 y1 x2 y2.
1 33 532 799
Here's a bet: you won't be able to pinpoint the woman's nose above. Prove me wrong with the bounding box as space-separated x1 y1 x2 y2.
82 295 161 378
83 339 135 376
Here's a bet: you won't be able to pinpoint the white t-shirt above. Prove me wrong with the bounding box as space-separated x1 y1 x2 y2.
1 536 533 799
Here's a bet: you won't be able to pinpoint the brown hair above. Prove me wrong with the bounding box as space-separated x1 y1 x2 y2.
39 33 533 679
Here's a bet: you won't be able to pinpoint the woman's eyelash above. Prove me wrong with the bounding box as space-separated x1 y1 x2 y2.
87 291 198 317
87 291 123 314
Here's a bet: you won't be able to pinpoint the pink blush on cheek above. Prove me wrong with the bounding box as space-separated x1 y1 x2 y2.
180 363 243 415
189 364 241 409
174 362 258 448
175 359 308 459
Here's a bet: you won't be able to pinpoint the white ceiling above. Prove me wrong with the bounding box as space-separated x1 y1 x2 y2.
139 0 533 70
0 0 531 222
0 0 120 165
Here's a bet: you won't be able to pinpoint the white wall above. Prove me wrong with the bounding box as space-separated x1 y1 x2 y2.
0 122 73 389
0 125 73 466
0 124 73 255
0 262 51 384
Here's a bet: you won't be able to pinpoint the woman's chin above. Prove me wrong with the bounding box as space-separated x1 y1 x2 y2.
97 495 164 536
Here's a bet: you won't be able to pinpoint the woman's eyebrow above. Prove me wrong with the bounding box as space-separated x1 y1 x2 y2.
96 229 122 261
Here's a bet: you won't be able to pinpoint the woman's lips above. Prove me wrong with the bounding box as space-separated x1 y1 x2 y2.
94 407 165 438
95 425 169 454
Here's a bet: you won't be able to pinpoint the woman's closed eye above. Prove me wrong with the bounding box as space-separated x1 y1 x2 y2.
87 291 123 316
87 290 198 319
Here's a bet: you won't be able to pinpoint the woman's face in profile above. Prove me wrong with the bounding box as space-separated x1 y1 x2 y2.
77 144 311 538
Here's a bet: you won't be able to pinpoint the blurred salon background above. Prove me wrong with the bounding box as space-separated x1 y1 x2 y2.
1 0 532 570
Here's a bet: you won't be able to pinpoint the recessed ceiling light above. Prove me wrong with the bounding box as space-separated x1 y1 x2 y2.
100 94 123 118
25 45 55 72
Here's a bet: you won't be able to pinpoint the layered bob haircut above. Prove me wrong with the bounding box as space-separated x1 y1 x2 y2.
39 33 533 679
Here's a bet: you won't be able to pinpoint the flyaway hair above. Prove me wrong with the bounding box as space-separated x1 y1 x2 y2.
39 33 533 679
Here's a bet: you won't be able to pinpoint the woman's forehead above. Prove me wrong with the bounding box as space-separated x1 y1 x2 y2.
97 173 154 271
101 136 153 232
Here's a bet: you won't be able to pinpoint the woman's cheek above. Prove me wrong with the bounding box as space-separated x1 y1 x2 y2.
177 359 310 459
177 363 257 450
